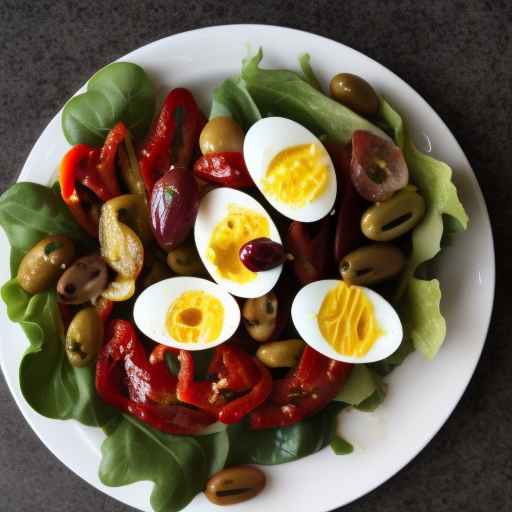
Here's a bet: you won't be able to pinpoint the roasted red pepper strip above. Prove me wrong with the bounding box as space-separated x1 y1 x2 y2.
325 141 364 261
287 217 334 285
177 345 272 424
250 346 352 429
138 88 205 194
60 144 102 236
96 320 214 434
60 123 127 236
94 297 114 323
96 122 126 198
193 152 254 188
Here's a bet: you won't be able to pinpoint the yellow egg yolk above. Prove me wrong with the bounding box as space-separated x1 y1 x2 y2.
166 290 224 343
317 282 382 357
262 143 329 207
207 204 270 283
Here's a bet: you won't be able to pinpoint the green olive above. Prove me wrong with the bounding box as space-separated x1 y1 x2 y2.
329 73 379 117
242 292 278 342
166 242 204 276
361 186 426 241
340 244 405 286
65 307 103 368
17 235 75 294
256 339 305 368
205 466 265 506
199 116 245 155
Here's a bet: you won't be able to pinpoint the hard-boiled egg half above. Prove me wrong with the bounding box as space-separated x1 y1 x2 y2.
243 117 337 222
134 277 240 350
194 187 283 298
291 279 402 364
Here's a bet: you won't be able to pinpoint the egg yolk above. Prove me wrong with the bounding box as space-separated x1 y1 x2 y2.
207 204 269 283
317 282 382 357
166 290 224 343
262 143 329 207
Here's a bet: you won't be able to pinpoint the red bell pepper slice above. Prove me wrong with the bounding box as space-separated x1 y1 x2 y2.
60 123 127 236
94 296 114 323
250 346 352 429
138 88 205 194
96 320 215 434
177 344 272 424
193 152 254 188
96 122 126 198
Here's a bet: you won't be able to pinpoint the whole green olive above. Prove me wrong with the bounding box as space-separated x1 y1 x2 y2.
256 339 305 368
65 307 103 368
141 260 172 289
205 466 265 506
361 186 426 241
57 254 108 304
242 292 278 342
17 235 75 295
166 242 204 276
329 73 379 117
199 116 245 155
340 244 405 286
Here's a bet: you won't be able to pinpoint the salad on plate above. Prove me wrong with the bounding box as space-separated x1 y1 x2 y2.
0 48 468 511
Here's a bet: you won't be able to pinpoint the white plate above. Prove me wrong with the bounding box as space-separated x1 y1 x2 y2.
0 24 495 512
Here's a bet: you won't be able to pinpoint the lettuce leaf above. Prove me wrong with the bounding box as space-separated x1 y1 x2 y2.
298 53 322 91
379 98 469 358
209 77 261 131
99 414 229 512
1 279 115 426
241 49 389 144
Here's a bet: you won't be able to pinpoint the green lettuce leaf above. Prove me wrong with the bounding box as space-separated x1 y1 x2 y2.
334 365 378 405
99 414 229 512
241 49 389 144
298 53 322 91
1 279 115 426
226 403 345 465
209 77 261 131
0 182 93 273
379 98 468 358
330 435 354 455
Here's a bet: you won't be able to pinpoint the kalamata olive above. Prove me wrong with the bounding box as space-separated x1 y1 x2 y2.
205 466 265 506
150 166 200 251
239 237 286 272
65 307 103 367
57 254 108 304
286 218 333 284
340 243 405 286
256 339 305 368
166 241 204 275
242 292 278 342
351 130 409 202
329 73 380 117
199 116 245 155
17 235 75 295
361 186 426 241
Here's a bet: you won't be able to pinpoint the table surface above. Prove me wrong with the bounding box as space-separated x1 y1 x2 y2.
0 1 510 511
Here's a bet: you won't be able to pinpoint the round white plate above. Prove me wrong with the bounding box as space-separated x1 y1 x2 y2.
0 24 494 512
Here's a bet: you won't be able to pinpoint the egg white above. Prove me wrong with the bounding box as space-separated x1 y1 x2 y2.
243 117 337 222
133 276 240 350
194 187 283 298
291 279 403 364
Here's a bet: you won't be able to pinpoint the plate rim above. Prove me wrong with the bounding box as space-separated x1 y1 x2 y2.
0 23 496 512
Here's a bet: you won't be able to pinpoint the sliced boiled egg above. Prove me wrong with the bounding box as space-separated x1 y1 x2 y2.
243 117 337 222
291 279 402 364
133 276 240 350
194 187 283 298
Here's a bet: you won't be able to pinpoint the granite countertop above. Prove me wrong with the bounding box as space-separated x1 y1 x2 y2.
0 1 510 511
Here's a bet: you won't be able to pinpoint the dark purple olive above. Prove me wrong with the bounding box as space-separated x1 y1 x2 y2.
239 237 286 272
350 130 409 202
150 166 199 251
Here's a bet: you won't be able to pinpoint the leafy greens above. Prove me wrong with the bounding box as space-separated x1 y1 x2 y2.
62 62 155 147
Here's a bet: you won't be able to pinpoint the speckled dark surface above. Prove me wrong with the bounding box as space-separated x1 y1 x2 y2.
0 1 510 511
